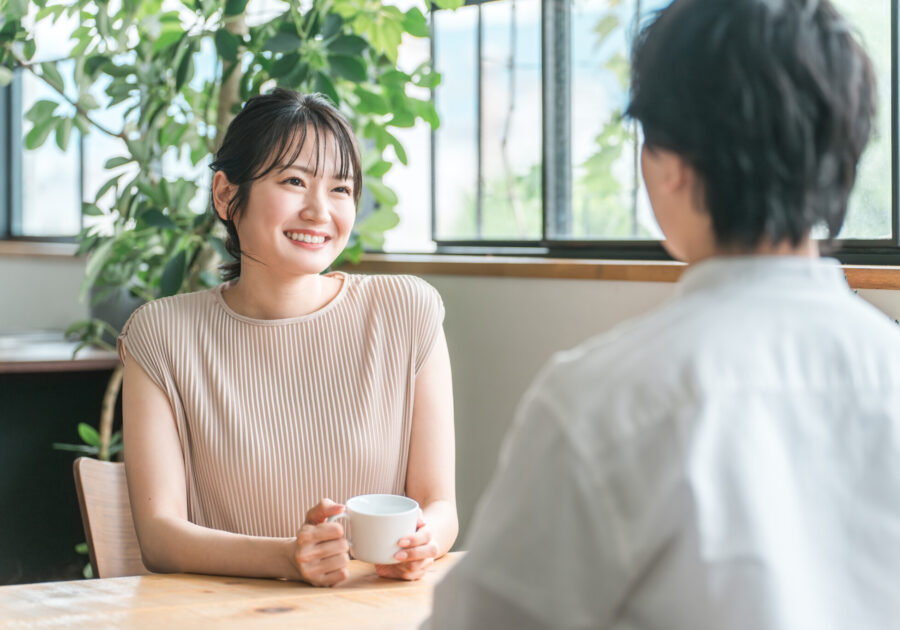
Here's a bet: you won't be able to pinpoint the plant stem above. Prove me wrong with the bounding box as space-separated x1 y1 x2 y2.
216 14 248 150
98 364 124 462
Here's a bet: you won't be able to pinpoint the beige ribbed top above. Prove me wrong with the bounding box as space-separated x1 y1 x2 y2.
118 272 444 538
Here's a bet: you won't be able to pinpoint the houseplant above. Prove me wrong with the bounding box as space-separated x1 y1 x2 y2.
0 0 458 455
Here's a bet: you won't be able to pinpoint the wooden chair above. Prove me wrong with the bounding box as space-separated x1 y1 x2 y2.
73 457 151 578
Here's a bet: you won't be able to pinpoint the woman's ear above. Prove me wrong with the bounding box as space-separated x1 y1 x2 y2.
212 171 237 222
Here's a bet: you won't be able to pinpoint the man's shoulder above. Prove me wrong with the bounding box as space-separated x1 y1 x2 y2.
531 299 698 442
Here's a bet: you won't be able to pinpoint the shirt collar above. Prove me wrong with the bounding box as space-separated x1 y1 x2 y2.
676 256 849 297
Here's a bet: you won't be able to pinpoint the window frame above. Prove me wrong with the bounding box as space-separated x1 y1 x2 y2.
1 69 83 244
429 0 900 265
2 0 899 264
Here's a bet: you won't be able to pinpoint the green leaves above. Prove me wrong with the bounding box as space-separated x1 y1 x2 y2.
140 209 177 230
357 207 400 249
355 86 389 115
327 34 367 56
0 66 12 87
366 180 399 207
7 0 28 20
160 249 187 297
401 8 429 38
262 32 303 54
41 62 64 91
215 28 241 63
25 117 56 149
55 117 74 150
328 55 366 82
77 422 101 447
152 12 184 53
25 99 59 122
224 0 250 16
314 71 339 105
104 156 132 169
14 0 445 320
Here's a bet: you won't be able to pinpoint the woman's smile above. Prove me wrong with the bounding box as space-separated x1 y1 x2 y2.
284 229 330 248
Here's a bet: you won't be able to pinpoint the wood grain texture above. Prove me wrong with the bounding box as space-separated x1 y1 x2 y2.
0 553 462 629
73 458 150 579
347 254 900 290
346 253 686 283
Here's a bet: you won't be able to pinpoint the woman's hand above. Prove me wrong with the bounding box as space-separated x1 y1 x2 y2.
292 499 350 587
375 514 439 581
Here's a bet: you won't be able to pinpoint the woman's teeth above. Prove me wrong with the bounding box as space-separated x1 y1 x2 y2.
286 232 326 244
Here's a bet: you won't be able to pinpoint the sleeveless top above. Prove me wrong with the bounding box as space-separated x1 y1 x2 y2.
117 272 445 538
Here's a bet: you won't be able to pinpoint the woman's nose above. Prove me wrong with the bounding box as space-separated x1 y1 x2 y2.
299 189 329 223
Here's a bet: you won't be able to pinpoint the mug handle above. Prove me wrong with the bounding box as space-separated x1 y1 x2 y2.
326 511 353 559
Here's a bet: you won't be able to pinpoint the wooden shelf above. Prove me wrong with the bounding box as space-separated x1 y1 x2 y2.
0 332 118 374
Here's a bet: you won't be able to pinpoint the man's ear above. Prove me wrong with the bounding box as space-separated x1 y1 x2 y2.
212 171 237 222
656 149 693 194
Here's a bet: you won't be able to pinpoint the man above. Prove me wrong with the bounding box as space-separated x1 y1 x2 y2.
426 1 900 628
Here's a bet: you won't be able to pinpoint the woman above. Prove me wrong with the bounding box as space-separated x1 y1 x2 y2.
119 89 457 587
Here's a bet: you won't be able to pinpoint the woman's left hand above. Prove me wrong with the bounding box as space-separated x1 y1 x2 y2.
375 514 439 581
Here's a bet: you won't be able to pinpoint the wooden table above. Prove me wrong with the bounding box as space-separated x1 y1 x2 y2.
0 553 460 629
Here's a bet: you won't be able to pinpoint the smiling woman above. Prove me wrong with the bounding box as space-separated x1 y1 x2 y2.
117 88 458 587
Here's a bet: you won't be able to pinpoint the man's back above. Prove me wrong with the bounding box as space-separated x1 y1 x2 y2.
430 257 900 629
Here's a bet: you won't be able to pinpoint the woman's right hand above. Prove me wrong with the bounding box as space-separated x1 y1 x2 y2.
292 499 350 587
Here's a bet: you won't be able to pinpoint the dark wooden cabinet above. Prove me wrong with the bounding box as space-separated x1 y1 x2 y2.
0 335 119 584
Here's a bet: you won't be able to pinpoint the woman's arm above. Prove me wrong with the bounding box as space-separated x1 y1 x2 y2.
376 329 458 580
122 356 350 585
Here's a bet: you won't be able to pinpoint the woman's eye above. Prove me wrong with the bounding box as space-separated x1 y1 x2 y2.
284 177 304 186
334 186 351 195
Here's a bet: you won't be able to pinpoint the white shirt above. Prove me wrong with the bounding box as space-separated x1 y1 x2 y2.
427 257 900 630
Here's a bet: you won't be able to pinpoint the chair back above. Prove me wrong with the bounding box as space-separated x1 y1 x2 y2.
73 457 150 578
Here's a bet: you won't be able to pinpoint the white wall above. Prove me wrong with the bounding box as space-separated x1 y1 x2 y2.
5 258 900 541
0 257 87 332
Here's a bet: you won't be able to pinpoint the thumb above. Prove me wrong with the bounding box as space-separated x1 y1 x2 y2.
306 498 345 524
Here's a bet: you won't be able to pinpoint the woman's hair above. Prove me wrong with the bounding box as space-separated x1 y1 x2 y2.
210 89 362 281
626 0 876 250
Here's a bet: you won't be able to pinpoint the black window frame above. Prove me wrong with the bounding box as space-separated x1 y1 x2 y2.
429 0 900 265
1 69 83 244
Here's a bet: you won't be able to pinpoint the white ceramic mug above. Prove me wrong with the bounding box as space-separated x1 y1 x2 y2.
327 494 419 565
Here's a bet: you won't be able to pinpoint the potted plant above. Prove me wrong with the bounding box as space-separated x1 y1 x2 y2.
1 0 459 455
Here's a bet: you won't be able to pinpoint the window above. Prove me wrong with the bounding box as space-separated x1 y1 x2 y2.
4 0 899 264
426 0 899 262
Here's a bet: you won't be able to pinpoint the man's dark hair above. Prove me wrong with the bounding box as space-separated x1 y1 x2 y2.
210 89 362 281
626 0 876 250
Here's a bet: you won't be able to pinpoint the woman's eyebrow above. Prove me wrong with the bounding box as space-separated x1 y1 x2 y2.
282 164 316 175
283 163 354 181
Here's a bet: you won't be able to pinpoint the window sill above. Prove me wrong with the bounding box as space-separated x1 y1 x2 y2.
5 245 900 290
347 253 900 291
0 241 78 258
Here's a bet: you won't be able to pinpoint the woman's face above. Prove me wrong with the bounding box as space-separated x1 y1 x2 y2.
226 129 357 278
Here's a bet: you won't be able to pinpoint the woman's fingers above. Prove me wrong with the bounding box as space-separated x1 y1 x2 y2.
297 522 345 545
297 546 350 586
295 536 350 564
394 540 438 562
305 498 345 525
397 526 432 549
319 566 350 587
294 521 351 586
376 557 434 581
